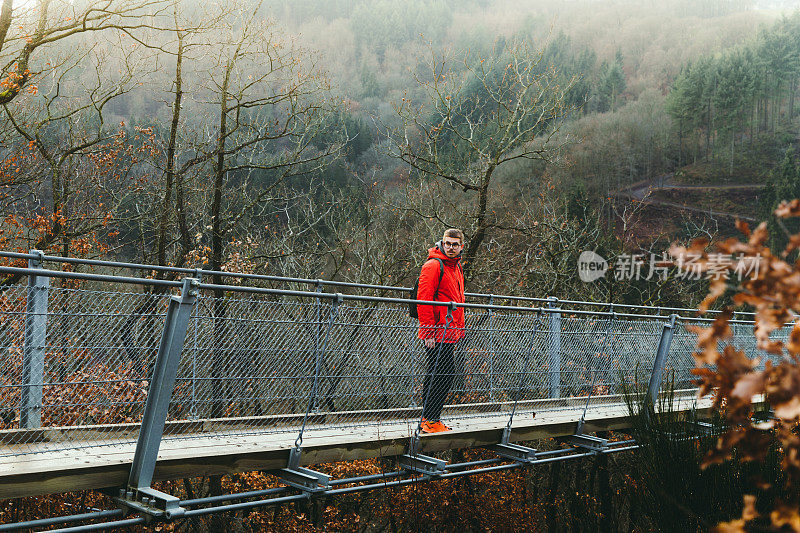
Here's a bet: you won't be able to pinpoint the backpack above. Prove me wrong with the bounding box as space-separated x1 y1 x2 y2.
409 258 444 319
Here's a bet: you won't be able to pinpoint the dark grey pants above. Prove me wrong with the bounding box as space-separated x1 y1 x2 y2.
421 342 457 421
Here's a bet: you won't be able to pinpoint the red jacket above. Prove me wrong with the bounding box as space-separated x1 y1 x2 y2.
416 244 465 343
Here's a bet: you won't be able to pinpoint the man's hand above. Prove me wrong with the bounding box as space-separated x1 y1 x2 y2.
424 338 435 349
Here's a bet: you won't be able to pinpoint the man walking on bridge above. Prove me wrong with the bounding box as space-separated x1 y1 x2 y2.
417 228 466 433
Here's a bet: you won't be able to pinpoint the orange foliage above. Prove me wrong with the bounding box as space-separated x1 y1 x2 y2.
0 123 156 261
673 206 800 531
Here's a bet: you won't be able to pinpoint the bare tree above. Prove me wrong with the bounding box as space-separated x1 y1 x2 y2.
156 4 347 428
0 0 171 105
392 38 578 275
201 7 344 284
1 27 149 268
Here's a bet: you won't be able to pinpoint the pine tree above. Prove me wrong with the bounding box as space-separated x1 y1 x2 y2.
762 149 800 253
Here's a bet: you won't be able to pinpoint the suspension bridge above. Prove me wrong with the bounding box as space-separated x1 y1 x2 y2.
0 251 774 531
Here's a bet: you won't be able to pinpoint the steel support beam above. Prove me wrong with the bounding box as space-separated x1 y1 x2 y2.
547 297 561 398
491 441 537 462
647 314 677 405
490 426 537 462
20 250 49 429
399 454 447 476
564 433 609 452
487 294 496 401
120 278 198 519
277 447 331 493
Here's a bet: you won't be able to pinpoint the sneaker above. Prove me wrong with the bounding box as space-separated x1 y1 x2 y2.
420 420 451 433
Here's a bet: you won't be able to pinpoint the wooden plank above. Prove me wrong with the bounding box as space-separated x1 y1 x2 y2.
0 390 675 444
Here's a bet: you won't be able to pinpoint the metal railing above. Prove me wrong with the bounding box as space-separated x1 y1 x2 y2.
0 249 755 317
0 252 782 462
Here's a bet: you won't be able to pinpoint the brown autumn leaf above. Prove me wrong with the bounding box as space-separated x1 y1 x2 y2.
773 397 800 421
742 495 759 521
731 371 765 401
669 238 710 272
749 221 770 246
754 307 790 354
718 232 758 255
775 199 800 219
700 277 728 313
711 519 746 533
735 219 751 237
787 322 800 356
764 363 800 412
690 310 733 365
691 366 717 399
771 505 800 532
785 233 800 255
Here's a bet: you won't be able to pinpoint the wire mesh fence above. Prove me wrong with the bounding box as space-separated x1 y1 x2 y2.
665 317 793 389
0 285 170 456
156 296 677 444
0 268 771 459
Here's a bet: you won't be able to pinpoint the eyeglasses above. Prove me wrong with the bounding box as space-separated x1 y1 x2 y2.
443 241 462 248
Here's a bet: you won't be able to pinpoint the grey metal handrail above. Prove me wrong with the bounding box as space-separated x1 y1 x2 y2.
0 250 754 317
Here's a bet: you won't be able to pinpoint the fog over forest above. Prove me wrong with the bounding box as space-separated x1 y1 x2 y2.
2 0 800 306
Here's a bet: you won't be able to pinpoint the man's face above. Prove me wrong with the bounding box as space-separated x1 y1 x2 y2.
442 236 463 258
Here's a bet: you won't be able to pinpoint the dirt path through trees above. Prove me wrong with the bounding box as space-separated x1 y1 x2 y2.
615 173 762 221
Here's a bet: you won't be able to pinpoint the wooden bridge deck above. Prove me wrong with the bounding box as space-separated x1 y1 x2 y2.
0 393 710 499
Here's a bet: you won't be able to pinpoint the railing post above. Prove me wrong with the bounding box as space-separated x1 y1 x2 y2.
190 269 202 420
608 304 615 372
128 277 198 491
278 294 341 493
647 314 677 406
294 294 340 451
487 294 495 402
547 297 561 399
20 250 49 429
313 280 323 411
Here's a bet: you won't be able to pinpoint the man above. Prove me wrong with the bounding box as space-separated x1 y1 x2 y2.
416 228 466 433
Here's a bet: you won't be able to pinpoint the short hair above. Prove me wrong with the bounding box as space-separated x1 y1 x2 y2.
443 228 464 242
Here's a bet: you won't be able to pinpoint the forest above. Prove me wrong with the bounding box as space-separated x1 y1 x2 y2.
2 0 800 530
2 0 799 307
0 1 800 305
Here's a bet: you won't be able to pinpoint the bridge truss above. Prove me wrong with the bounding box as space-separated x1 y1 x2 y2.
0 250 779 531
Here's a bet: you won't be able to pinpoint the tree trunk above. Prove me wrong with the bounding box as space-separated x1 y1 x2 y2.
705 100 712 161
570 462 586 533
207 475 227 531
0 0 13 52
210 61 231 419
546 461 563 533
773 83 780 132
60 172 70 260
462 163 494 279
157 32 184 269
596 442 614 533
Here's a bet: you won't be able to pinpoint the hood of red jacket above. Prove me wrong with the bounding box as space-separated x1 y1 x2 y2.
428 242 462 267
